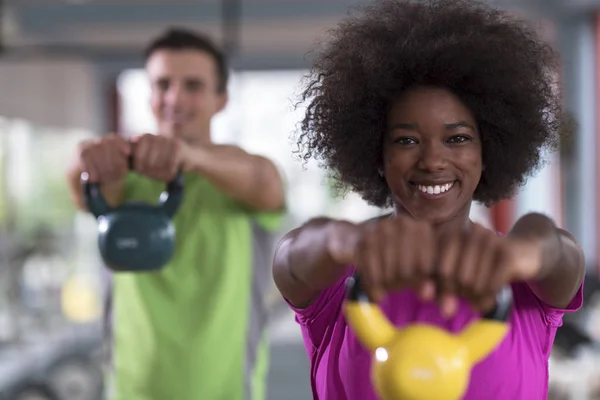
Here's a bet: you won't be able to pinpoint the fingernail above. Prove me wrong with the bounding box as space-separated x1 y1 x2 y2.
419 284 434 302
424 282 435 300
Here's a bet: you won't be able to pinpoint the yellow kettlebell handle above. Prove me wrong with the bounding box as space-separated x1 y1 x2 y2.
343 275 513 400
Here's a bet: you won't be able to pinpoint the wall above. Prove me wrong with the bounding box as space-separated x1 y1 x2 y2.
0 59 101 132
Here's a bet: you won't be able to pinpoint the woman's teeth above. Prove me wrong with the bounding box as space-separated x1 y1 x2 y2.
417 182 454 195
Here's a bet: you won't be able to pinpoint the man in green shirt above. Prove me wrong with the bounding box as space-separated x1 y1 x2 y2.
66 28 286 400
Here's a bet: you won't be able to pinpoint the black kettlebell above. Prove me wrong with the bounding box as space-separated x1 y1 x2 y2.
81 159 184 272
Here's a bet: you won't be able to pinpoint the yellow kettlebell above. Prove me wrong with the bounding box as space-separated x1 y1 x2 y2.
343 275 512 400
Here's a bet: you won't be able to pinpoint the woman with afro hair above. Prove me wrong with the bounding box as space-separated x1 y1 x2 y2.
273 0 585 399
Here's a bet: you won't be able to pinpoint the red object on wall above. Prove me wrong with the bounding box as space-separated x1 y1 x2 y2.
489 199 514 235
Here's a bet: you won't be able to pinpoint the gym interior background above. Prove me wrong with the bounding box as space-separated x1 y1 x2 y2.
0 0 599 399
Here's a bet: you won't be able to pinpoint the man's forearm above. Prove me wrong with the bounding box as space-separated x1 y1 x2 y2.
184 144 285 212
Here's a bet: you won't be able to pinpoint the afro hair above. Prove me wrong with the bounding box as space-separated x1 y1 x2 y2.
296 0 565 207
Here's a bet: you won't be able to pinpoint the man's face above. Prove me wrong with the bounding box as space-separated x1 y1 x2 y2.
146 49 227 143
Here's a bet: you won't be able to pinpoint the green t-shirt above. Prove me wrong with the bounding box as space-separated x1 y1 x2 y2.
107 172 283 400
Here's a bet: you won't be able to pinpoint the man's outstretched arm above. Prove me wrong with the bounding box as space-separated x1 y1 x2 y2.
184 144 285 212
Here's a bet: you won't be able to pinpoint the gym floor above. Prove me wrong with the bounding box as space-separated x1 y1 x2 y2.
267 308 311 400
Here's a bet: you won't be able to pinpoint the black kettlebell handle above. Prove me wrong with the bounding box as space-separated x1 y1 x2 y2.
346 273 513 322
81 155 184 219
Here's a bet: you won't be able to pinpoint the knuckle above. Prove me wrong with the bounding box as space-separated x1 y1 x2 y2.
369 270 383 286
439 262 453 278
364 228 378 245
478 228 494 243
473 286 487 300
441 277 456 293
471 283 486 298
78 139 96 152
420 259 433 275
396 264 411 280
77 141 88 152
458 272 471 287
356 236 370 254
79 147 90 159
80 148 96 161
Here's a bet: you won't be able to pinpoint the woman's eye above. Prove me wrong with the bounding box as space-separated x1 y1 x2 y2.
448 135 472 144
394 137 417 145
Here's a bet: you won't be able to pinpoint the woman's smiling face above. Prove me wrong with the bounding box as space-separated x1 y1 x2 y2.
383 86 483 225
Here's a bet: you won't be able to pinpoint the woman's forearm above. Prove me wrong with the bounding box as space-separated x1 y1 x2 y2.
509 213 585 308
273 218 355 307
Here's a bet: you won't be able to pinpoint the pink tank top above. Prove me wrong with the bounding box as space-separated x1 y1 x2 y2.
286 266 583 399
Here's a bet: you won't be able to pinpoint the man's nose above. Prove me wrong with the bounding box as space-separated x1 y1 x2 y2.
164 84 184 107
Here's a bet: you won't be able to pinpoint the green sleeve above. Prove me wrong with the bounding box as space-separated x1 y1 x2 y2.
252 208 285 233
251 167 288 232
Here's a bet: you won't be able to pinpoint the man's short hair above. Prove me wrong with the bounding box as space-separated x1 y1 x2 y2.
144 27 229 93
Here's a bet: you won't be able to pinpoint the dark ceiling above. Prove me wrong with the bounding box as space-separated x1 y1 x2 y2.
2 0 597 68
